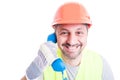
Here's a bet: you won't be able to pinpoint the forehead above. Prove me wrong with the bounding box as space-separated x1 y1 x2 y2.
55 24 87 31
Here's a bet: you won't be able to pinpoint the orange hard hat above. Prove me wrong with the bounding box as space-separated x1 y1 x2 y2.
52 2 92 28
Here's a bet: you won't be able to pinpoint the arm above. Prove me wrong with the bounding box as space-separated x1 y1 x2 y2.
21 76 27 80
21 41 57 80
102 56 114 80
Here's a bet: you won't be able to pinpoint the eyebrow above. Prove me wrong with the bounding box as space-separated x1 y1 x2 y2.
55 24 88 31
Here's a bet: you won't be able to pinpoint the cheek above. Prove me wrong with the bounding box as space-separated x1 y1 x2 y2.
79 37 87 43
57 36 68 48
57 36 66 43
56 37 64 49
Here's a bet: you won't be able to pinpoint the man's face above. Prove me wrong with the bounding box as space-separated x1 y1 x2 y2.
55 24 88 59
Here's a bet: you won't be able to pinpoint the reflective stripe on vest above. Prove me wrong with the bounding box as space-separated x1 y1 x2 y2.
43 48 103 80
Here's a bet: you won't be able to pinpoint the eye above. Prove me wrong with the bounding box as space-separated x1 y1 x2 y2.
76 31 84 35
60 31 69 35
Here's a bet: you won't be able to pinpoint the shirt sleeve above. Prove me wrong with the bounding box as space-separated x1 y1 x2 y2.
102 56 115 80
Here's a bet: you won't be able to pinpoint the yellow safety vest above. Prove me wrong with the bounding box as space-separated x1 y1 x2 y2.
43 48 103 80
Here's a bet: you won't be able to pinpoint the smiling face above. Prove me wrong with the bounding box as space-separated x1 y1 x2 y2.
55 24 88 60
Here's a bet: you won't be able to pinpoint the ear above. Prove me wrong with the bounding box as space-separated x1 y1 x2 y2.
47 33 57 43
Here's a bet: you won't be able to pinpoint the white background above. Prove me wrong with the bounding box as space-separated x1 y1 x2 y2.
0 0 120 80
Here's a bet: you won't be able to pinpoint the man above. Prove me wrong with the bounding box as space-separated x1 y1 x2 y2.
21 2 114 80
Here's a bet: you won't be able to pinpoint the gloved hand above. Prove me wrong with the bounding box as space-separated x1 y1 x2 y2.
26 41 57 80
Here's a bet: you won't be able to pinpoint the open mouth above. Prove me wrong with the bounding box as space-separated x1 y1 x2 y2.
62 43 81 52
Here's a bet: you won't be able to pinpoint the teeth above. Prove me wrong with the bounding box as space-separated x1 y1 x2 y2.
68 46 76 49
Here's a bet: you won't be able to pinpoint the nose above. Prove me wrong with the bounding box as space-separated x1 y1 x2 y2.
67 33 78 45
